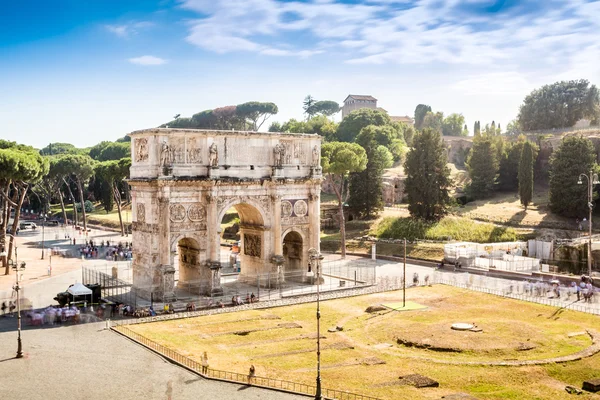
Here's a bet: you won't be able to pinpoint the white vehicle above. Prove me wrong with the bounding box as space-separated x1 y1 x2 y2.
19 222 37 230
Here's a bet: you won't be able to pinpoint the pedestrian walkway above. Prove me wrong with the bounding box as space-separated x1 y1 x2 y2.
0 321 305 400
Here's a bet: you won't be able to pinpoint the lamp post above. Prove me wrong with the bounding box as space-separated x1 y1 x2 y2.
41 212 47 259
308 248 324 400
1 235 25 359
578 170 599 278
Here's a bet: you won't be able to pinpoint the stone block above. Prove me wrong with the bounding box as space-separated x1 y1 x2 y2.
398 374 439 388
582 378 600 392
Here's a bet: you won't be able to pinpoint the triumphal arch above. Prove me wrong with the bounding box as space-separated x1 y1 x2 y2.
128 128 322 300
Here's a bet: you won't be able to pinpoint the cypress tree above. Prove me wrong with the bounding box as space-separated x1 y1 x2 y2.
467 135 498 199
518 141 535 209
549 136 597 217
404 129 452 220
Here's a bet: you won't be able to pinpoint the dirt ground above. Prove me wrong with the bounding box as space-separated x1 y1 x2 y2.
126 286 600 400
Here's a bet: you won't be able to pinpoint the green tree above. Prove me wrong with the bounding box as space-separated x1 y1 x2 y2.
442 113 467 136
549 136 597 217
308 100 340 117
474 121 481 136
421 111 444 133
336 108 391 142
498 140 524 191
88 141 112 160
402 124 416 146
348 126 394 218
518 80 600 131
303 95 317 119
0 142 48 274
39 142 83 156
467 136 498 199
414 104 432 130
518 141 535 209
95 158 131 235
57 154 95 232
97 142 130 161
505 119 521 136
236 101 278 130
404 129 452 221
321 142 367 258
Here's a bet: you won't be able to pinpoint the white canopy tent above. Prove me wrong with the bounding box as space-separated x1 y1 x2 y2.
67 283 92 296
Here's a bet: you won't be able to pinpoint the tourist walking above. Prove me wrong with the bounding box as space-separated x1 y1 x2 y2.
1 301 6 316
248 364 255 384
201 351 209 374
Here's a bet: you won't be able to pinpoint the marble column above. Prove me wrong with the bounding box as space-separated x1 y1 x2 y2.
308 188 321 251
205 192 223 296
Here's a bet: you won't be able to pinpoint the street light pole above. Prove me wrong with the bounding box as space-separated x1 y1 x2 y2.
309 248 323 400
578 170 598 278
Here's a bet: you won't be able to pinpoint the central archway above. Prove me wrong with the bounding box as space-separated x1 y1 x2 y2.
218 201 268 279
174 237 208 294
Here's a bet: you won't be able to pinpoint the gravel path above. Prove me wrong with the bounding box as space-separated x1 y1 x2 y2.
0 320 306 400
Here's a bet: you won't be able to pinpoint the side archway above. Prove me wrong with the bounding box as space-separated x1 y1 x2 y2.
282 227 307 282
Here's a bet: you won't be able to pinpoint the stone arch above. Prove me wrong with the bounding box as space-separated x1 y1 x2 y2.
217 198 268 228
282 227 308 282
217 199 270 278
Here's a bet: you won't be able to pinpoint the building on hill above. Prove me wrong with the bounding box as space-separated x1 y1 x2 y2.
390 115 414 125
342 95 378 119
341 95 414 125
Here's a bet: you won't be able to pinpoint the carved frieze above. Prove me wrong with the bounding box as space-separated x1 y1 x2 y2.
186 137 203 164
136 203 146 223
281 140 293 164
281 199 309 225
244 234 261 257
135 138 149 162
169 204 186 222
281 201 293 218
187 203 206 222
293 200 308 217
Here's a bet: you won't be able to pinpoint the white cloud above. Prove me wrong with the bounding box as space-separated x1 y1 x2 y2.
105 21 155 38
176 0 600 83
128 56 168 65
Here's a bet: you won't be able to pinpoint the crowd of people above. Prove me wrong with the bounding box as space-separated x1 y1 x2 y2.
522 276 597 303
77 239 133 261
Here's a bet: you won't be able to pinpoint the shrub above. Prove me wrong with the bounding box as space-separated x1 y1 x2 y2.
372 216 518 243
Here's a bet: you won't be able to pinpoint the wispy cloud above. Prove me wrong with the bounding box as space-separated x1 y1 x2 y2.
177 0 600 75
105 21 155 38
128 55 168 66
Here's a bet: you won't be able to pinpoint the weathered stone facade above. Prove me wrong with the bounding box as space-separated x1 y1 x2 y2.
128 128 322 300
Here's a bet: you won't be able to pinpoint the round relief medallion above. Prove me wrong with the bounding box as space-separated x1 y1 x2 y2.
169 204 186 222
293 200 308 217
187 203 205 222
281 201 293 218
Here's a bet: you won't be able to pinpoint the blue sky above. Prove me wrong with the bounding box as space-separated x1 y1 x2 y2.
1 0 599 148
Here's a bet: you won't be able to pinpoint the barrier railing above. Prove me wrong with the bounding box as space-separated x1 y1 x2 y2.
113 325 381 400
433 277 600 315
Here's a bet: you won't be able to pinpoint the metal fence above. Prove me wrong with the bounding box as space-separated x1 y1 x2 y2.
82 263 139 308
431 271 600 315
81 258 377 311
113 325 381 400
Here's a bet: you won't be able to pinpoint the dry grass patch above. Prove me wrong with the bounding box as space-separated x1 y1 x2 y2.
128 286 600 400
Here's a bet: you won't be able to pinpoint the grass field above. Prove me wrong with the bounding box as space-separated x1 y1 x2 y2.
126 286 600 399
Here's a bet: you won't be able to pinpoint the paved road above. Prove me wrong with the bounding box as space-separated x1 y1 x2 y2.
0 320 306 400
